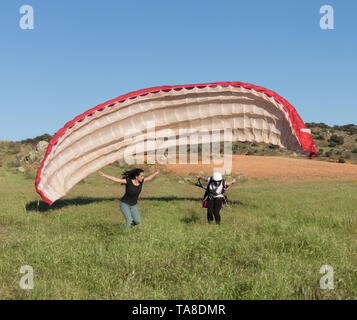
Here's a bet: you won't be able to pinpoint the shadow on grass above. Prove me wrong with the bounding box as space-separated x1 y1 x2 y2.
26 197 117 212
26 196 244 212
180 215 201 224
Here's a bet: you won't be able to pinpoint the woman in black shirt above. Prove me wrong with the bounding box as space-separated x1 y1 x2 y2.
98 168 160 227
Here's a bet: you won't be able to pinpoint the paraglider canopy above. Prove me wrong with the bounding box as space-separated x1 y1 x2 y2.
35 81 316 205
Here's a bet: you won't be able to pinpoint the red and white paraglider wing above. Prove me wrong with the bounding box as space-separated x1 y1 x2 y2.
35 81 316 204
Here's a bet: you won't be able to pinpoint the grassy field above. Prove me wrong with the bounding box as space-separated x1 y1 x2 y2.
0 166 356 299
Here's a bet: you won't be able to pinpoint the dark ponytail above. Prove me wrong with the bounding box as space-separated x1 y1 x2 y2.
122 168 144 180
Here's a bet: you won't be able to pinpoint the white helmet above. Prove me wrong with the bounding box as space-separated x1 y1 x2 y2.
213 172 223 181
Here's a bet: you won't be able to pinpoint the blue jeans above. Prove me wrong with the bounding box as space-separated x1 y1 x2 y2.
120 201 141 228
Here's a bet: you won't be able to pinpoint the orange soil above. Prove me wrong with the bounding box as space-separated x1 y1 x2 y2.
163 155 357 181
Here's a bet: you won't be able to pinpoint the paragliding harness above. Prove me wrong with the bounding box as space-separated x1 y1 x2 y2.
196 177 227 209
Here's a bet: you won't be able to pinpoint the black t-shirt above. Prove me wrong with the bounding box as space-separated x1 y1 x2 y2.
121 178 144 205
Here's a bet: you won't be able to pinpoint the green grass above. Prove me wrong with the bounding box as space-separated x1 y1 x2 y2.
0 167 356 299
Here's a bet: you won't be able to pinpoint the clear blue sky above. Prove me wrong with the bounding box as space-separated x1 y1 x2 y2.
1 0 356 141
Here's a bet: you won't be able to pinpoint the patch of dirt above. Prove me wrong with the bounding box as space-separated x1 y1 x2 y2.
164 155 357 180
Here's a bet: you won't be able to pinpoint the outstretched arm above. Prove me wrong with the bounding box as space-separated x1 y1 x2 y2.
145 170 160 182
196 175 208 182
225 178 237 187
98 171 127 184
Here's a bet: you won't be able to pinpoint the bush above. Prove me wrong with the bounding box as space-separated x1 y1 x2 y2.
338 157 346 163
269 144 280 149
21 133 52 145
329 135 344 145
232 143 239 153
314 134 324 140
325 151 332 157
306 122 330 129
328 142 337 148
352 149 357 154
333 124 357 135
7 142 21 154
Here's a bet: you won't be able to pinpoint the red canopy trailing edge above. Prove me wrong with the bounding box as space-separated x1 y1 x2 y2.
35 81 317 205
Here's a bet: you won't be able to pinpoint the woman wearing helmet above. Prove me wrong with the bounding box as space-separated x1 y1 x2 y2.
196 172 236 224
